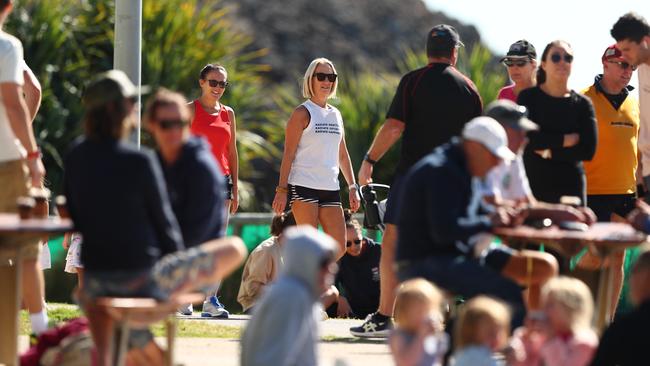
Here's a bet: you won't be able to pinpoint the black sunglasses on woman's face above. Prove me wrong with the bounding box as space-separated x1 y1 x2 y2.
346 239 362 247
207 79 229 88
158 119 188 130
550 53 573 64
504 59 529 67
313 73 338 82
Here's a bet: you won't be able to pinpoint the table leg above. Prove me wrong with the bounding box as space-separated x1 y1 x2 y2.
0 261 23 366
595 255 614 333
165 316 176 366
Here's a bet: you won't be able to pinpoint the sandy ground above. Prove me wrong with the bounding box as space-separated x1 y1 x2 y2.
19 315 393 365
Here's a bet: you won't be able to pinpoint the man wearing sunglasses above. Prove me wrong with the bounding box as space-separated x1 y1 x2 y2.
353 24 482 338
611 13 650 203
498 40 538 103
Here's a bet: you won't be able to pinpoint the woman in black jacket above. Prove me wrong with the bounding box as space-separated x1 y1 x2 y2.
518 40 597 205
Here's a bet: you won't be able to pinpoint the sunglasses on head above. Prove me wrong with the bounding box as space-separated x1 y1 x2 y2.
346 239 362 247
503 59 529 68
550 53 573 64
608 60 637 71
158 119 187 130
207 79 229 88
313 72 338 82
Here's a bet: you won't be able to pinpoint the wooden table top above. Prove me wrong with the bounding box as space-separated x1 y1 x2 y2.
0 213 73 234
494 222 648 256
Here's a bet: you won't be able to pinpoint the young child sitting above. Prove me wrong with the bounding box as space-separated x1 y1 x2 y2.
451 296 511 366
509 276 598 366
389 278 448 366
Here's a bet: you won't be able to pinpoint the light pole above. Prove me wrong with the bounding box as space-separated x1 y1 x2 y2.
114 0 142 146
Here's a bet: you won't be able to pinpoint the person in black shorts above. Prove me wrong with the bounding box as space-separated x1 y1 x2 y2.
352 24 483 338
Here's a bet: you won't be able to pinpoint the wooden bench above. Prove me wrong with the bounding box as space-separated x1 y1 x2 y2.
93 293 203 366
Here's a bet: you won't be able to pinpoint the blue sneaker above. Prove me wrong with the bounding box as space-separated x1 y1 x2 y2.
201 296 230 318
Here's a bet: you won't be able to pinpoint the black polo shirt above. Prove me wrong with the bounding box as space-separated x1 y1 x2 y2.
387 63 483 174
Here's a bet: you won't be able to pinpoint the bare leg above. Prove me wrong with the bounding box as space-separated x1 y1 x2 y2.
84 304 114 366
291 201 320 228
318 206 346 259
609 251 626 317
321 285 339 309
21 259 44 314
77 267 85 290
501 250 558 310
378 223 398 316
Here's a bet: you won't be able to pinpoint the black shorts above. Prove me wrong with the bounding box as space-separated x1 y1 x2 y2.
383 174 406 225
587 193 636 222
224 175 233 200
288 184 341 208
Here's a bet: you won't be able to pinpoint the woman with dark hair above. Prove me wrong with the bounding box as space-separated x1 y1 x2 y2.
64 70 246 366
518 40 597 204
190 63 240 317
271 58 360 258
237 211 297 313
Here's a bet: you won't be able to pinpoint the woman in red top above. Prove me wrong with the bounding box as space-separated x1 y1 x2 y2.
190 64 239 221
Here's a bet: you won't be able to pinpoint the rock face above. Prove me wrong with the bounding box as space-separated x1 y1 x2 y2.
217 0 482 81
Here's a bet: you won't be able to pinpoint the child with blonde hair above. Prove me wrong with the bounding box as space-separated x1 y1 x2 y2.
389 278 448 366
451 296 511 366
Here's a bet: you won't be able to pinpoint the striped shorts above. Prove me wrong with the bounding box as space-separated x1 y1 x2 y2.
288 184 341 208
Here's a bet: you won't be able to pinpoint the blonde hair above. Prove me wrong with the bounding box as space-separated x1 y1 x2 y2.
393 278 443 326
542 276 594 331
302 57 338 99
455 296 510 350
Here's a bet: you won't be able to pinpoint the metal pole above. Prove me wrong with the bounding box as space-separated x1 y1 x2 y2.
114 0 142 147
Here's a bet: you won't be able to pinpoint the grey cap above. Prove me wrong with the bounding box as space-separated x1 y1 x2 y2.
485 100 539 132
82 69 139 109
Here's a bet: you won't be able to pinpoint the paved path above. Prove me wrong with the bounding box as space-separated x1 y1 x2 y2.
20 315 393 365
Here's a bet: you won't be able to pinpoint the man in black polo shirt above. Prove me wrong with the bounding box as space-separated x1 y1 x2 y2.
352 24 482 338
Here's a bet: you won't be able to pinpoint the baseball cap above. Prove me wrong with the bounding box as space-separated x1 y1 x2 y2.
500 40 537 62
427 24 464 52
485 100 539 132
462 116 515 161
602 44 624 62
83 69 139 109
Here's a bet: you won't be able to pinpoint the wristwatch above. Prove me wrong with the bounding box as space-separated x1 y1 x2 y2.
364 153 377 165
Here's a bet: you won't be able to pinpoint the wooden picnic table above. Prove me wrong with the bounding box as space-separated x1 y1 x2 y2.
494 222 647 332
0 213 72 366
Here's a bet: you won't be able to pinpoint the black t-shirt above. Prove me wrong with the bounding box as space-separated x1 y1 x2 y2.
335 238 381 318
518 86 597 204
386 63 483 174
590 300 650 366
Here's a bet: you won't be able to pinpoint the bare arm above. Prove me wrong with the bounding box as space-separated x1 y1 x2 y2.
227 108 239 214
358 118 405 184
271 106 309 214
22 64 42 121
1 82 44 187
339 133 360 212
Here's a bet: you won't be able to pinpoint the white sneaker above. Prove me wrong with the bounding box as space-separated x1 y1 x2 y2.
201 296 229 318
177 303 193 316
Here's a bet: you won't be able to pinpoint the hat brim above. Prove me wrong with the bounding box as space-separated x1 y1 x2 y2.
493 146 516 161
508 117 539 132
499 55 531 63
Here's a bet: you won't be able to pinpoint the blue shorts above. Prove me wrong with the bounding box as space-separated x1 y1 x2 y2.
383 174 406 225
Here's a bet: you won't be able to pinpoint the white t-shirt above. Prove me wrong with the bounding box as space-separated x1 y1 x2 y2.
288 99 343 190
0 31 26 163
637 64 650 177
485 155 532 202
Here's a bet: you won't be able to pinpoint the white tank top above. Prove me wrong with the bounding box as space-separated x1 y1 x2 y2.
288 99 343 190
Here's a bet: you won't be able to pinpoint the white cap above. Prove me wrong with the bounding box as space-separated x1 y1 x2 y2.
462 116 515 161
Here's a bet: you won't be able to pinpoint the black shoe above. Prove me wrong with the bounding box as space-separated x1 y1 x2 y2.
349 312 393 338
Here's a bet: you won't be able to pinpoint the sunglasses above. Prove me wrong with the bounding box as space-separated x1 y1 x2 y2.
346 239 362 247
207 79 229 88
550 53 573 64
504 59 529 68
313 73 338 82
158 119 188 130
608 60 637 71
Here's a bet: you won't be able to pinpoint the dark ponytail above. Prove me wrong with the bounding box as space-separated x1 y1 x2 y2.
537 40 571 85
270 211 296 236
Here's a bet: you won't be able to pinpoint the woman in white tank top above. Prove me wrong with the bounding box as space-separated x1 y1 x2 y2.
272 58 360 258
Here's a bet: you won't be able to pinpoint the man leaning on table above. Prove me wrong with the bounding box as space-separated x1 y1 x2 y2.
0 0 49 335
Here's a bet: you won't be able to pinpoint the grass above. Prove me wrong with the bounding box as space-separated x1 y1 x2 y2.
21 303 241 338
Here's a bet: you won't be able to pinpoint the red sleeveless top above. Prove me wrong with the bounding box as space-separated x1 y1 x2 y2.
190 100 232 175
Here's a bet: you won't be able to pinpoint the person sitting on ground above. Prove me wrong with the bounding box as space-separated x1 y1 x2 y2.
390 278 447 366
590 247 650 366
510 276 598 366
64 70 246 366
237 211 296 314
397 116 532 330
241 226 338 366
450 296 511 366
144 88 228 316
326 209 381 319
